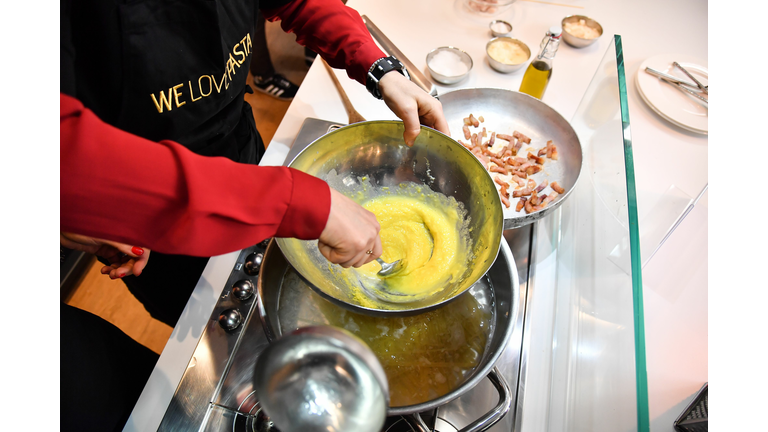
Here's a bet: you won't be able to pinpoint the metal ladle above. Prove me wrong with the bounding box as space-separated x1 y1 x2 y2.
253 326 389 432
376 257 405 277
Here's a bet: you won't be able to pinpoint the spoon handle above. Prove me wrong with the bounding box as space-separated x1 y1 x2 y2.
673 61 708 94
322 59 367 124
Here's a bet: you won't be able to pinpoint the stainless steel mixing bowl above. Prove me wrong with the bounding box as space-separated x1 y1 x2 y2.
276 121 504 316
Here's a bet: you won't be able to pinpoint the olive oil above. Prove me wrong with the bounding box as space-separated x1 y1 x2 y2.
519 26 562 100
519 60 553 99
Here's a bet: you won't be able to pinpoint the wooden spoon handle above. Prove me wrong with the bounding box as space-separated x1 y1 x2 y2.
322 59 367 124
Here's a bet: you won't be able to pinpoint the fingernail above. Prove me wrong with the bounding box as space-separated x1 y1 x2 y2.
131 246 144 256
119 273 126 278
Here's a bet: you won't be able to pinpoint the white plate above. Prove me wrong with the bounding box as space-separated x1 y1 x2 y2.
636 54 708 134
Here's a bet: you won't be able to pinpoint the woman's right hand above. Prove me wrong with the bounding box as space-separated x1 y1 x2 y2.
318 189 383 268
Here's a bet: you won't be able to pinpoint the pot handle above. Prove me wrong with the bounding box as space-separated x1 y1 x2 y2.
405 366 512 432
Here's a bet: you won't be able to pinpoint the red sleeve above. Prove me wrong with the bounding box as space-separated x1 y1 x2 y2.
262 0 386 85
60 93 331 257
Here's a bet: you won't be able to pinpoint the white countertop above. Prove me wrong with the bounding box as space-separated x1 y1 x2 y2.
126 1 707 430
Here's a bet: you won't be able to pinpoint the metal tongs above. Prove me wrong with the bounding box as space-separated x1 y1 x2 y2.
645 62 708 106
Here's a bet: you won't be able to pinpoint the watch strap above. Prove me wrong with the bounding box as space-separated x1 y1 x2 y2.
366 56 409 99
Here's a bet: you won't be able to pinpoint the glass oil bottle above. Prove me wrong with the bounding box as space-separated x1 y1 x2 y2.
519 26 562 99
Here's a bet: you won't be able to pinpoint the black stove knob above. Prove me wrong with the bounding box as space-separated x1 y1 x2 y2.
243 252 263 276
259 237 272 248
232 279 254 302
218 308 243 332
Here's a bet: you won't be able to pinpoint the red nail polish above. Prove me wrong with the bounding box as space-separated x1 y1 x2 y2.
119 273 126 278
131 246 144 256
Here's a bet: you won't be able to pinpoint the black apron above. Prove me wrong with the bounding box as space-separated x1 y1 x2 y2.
63 0 265 164
62 0 278 322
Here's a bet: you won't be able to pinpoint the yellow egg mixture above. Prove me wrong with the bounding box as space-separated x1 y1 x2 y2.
357 194 469 299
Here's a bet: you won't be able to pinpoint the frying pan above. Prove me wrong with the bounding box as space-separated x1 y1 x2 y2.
438 88 583 229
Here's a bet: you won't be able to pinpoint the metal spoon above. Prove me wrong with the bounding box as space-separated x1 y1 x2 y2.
376 257 405 277
673 61 708 94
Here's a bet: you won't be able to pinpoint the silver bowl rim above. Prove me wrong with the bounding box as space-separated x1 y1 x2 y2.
486 36 531 67
560 14 604 42
489 19 513 37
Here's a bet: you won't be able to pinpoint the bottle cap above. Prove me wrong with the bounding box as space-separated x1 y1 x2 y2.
548 25 562 38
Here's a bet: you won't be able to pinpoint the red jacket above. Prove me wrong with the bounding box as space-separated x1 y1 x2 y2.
60 0 385 257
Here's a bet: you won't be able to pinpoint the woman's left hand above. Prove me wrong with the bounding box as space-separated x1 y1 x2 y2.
379 72 450 146
60 232 151 279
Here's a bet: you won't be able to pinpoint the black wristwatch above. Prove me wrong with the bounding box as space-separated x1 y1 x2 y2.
366 56 410 99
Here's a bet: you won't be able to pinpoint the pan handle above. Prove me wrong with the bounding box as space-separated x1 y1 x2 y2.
405 367 512 432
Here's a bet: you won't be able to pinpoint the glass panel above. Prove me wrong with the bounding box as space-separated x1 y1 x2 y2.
526 35 649 432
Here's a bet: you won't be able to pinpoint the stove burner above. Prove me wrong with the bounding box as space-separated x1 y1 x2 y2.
232 390 437 432
232 391 280 432
382 417 416 432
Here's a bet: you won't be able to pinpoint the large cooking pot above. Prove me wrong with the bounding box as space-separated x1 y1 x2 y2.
276 120 504 316
257 237 519 431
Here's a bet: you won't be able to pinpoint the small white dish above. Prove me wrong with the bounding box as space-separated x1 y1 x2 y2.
636 53 708 134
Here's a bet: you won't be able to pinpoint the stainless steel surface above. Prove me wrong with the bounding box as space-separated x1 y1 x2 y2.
673 61 708 93
435 225 533 432
158 246 265 432
418 369 512 432
277 120 504 315
232 279 254 302
560 15 603 48
511 224 538 432
284 118 346 167
489 20 512 38
257 236 518 422
486 37 530 73
361 15 438 97
375 257 405 276
253 326 389 432
426 47 473 85
438 88 583 230
157 122 538 432
457 368 511 432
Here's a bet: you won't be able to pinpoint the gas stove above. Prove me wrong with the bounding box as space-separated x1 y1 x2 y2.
155 119 536 432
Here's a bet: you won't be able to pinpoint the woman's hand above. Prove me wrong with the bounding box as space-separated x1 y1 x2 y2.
378 72 450 146
60 232 151 279
318 189 383 268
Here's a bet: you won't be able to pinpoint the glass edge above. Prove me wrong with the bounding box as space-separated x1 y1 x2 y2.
614 34 650 432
